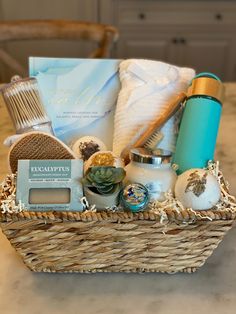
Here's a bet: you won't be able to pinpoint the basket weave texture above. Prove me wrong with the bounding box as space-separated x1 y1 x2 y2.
0 209 235 274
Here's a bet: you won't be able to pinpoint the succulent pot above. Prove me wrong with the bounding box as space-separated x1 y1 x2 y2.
84 185 121 210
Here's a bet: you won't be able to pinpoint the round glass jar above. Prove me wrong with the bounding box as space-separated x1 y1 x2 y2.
1 76 54 136
125 148 177 202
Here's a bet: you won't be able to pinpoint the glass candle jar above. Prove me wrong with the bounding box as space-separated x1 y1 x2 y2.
125 148 177 202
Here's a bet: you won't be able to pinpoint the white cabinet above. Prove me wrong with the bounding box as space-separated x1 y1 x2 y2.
116 36 172 61
175 35 233 79
100 0 236 80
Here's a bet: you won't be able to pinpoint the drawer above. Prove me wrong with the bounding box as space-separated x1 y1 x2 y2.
115 0 236 26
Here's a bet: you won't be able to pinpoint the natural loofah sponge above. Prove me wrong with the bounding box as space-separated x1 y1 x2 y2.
8 132 76 173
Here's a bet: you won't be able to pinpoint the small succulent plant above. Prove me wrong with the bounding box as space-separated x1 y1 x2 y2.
83 166 126 195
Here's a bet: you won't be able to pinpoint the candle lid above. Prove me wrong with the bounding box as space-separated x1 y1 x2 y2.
130 148 172 165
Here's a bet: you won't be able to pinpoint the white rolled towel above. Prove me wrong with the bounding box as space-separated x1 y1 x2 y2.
112 59 195 156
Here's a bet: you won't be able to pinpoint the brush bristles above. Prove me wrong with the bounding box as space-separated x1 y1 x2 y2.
4 79 50 131
144 130 164 150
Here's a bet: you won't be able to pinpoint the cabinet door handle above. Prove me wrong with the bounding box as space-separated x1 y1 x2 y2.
138 12 146 20
215 13 223 21
172 38 187 44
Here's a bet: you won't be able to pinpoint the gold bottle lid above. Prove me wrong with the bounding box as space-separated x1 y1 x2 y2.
187 76 224 104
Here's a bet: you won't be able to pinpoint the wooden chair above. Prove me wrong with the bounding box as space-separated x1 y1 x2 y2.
0 20 119 76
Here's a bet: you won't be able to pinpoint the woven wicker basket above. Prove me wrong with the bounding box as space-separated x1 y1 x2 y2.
1 168 236 274
0 208 235 274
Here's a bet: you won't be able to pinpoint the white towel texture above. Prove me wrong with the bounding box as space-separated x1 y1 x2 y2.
113 59 195 156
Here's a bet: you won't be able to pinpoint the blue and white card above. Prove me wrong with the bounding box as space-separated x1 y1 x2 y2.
29 57 121 149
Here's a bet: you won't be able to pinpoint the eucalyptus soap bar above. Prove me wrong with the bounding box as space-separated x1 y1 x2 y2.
16 159 83 211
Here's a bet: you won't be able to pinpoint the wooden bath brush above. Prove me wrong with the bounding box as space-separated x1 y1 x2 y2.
121 92 187 164
9 132 76 173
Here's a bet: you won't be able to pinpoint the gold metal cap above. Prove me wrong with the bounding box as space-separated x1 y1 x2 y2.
187 77 224 104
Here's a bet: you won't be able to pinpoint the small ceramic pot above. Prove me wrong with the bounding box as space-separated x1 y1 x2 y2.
84 185 120 210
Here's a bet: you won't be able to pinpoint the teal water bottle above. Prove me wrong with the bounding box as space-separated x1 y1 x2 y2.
173 72 224 174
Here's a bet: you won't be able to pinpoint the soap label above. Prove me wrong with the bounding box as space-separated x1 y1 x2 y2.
16 159 83 211
29 160 71 179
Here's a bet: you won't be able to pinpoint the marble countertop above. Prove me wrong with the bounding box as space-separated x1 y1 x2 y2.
0 84 236 314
